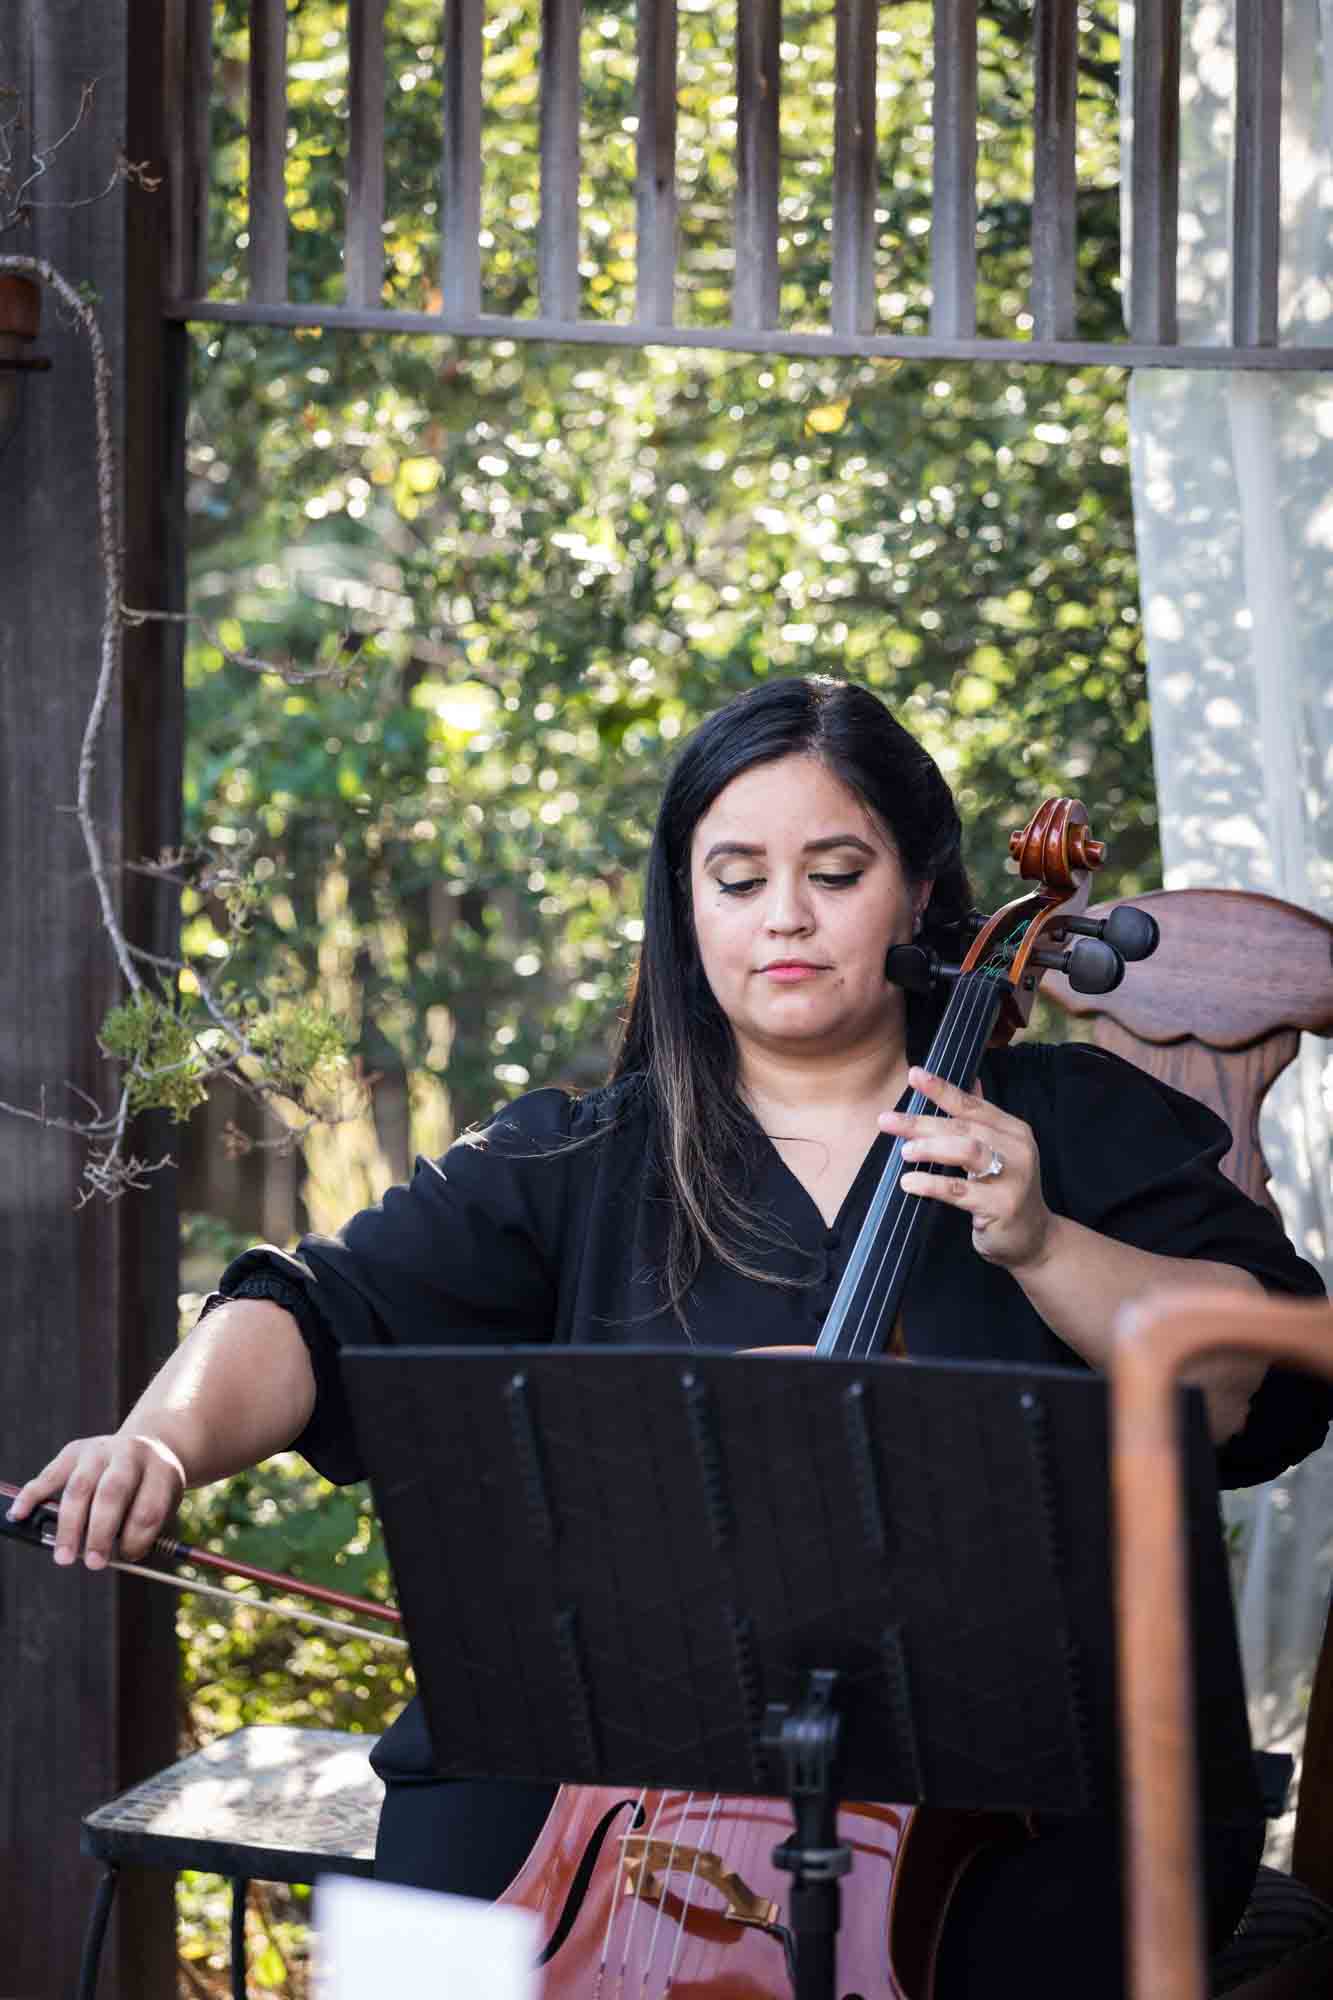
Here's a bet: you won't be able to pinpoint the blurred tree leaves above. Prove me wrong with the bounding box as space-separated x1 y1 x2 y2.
187 0 1151 1159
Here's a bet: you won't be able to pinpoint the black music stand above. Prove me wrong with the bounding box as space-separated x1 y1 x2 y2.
340 1348 1259 2000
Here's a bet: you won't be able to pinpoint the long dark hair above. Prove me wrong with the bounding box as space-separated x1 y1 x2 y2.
611 676 973 1313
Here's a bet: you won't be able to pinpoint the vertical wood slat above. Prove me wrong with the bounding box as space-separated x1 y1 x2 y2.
1232 0 1282 346
346 0 386 307
1031 0 1078 339
931 0 978 338
248 0 289 301
734 0 781 331
1128 0 1180 344
164 0 212 301
831 0 878 337
539 0 583 322
636 0 678 325
442 0 484 314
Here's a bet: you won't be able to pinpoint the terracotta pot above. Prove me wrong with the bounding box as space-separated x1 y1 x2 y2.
0 273 41 341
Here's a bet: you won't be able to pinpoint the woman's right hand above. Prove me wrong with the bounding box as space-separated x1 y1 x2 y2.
7 1432 186 1569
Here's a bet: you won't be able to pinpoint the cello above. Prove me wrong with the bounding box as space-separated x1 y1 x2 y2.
493 797 1159 1999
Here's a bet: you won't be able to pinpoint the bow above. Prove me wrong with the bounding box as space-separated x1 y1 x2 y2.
0 1477 408 1651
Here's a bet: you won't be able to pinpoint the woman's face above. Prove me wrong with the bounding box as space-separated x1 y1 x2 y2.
688 753 927 1064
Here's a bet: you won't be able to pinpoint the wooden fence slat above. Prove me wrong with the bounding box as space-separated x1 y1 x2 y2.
442 0 483 314
248 0 289 302
831 0 877 337
1232 0 1282 346
735 0 781 331
931 0 978 338
164 0 212 302
1031 0 1077 339
346 0 387 308
539 0 583 323
635 0 678 325
1128 0 1180 344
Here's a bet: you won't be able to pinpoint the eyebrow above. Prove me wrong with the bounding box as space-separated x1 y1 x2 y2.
701 834 879 866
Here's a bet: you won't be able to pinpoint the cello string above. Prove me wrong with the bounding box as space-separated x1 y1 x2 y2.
844 975 1001 1358
592 1784 652 1984
639 1791 696 1994
608 1788 673 1999
820 968 999 1361
595 1786 649 2000
640 1792 712 1992
813 968 994 1358
842 975 1002 1360
660 1792 723 1998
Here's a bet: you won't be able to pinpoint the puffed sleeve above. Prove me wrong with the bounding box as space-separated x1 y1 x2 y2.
1018 1044 1329 1487
208 1087 583 1484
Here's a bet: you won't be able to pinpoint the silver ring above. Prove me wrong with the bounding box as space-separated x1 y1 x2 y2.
967 1148 1005 1182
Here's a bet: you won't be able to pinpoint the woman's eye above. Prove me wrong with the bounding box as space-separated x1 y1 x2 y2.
717 876 764 896
810 870 864 889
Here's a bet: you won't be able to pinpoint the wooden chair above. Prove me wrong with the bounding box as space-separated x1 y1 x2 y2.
1041 886 1333 1999
1112 1291 1333 2000
1039 886 1333 1215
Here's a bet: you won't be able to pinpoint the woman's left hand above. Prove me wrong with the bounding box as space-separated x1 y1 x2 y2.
879 1065 1052 1272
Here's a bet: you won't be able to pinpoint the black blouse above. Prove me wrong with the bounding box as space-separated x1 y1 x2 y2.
216 1042 1328 1496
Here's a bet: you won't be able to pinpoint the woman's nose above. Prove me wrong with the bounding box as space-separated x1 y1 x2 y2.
763 876 814 934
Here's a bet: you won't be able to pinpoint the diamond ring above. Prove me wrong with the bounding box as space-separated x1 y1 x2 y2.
967 1148 1005 1182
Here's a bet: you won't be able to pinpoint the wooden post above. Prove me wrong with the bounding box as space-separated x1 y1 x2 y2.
931 0 978 339
0 4 181 1996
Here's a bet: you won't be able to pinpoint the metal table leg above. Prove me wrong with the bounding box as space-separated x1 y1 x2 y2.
76 1865 119 2000
230 1876 249 1999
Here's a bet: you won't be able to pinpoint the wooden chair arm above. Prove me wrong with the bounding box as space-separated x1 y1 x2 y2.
1111 1290 1333 2000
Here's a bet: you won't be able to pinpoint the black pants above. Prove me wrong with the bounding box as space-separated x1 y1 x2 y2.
375 1776 1264 1997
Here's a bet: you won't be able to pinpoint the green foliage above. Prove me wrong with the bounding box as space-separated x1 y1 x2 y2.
184 0 1152 1148
100 988 210 1122
244 998 347 1094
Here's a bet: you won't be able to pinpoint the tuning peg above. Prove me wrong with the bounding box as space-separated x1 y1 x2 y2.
1099 905 1159 961
884 945 939 993
1056 906 1159 962
1033 937 1126 995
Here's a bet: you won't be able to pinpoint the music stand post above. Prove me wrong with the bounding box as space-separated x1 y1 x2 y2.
342 1347 1259 2000
764 1668 853 2000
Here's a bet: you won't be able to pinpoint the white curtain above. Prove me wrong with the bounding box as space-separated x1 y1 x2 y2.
1122 0 1333 1851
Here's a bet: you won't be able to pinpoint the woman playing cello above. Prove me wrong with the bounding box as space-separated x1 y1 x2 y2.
10 677 1327 1996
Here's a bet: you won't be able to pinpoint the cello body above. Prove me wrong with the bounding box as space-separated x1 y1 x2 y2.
498 1783 1018 1998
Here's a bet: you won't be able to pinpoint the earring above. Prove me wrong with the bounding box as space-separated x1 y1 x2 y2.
912 912 924 936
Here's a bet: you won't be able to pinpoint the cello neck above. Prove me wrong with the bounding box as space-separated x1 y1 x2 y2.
814 970 1006 1361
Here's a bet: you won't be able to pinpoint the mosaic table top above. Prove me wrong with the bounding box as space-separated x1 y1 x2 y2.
81 1725 383 1882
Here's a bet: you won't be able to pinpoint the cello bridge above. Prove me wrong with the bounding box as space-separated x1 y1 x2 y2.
618 1834 781 1931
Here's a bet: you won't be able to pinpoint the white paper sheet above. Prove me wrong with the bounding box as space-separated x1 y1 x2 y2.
316 1874 540 2000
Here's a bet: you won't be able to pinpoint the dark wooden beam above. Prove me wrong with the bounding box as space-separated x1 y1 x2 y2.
164 0 212 302
0 6 181 1997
